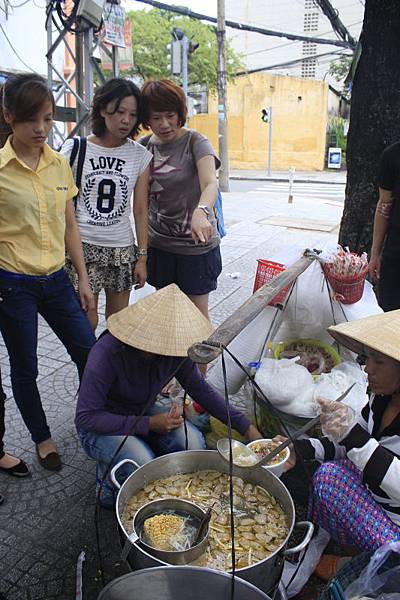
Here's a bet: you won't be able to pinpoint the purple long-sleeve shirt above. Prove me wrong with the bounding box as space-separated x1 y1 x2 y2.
75 333 250 438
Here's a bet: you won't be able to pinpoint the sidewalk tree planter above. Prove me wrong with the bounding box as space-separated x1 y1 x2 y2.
339 0 400 254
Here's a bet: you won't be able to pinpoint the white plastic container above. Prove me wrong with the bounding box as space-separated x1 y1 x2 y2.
248 439 290 478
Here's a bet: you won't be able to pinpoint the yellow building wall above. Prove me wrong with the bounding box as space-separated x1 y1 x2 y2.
188 73 328 172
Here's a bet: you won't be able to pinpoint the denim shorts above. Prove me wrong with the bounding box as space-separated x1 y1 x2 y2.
147 245 222 295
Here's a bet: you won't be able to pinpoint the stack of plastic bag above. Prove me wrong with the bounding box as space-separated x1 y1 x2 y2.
254 359 368 418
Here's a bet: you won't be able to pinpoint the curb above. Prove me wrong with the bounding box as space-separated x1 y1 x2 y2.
229 175 346 185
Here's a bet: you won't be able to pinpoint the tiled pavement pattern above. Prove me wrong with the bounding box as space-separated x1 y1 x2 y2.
0 186 343 599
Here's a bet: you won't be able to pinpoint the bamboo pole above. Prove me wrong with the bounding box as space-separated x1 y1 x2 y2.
188 251 317 364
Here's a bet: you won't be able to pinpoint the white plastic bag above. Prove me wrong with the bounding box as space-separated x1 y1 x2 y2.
345 541 400 599
281 527 330 597
273 260 382 347
254 357 317 416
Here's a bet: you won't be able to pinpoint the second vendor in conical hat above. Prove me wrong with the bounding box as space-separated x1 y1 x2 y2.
75 284 261 508
279 310 400 582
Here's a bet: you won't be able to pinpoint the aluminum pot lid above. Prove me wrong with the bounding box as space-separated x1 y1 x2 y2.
97 566 271 600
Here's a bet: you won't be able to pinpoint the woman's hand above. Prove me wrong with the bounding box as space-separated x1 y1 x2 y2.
369 253 381 283
244 424 262 442
78 277 95 312
149 411 183 435
191 208 214 244
133 257 147 289
318 398 357 443
272 435 297 471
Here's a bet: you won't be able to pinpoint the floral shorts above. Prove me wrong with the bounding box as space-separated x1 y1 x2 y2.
65 242 137 295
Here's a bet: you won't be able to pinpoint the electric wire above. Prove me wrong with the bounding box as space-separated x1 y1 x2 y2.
244 19 362 58
133 0 355 49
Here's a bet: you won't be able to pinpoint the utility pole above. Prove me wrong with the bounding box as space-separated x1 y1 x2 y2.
217 0 229 192
181 36 189 98
267 105 272 177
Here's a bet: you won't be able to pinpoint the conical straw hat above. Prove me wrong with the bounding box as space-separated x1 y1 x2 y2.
107 284 213 357
328 309 400 362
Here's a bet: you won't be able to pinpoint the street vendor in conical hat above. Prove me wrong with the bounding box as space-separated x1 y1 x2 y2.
281 310 400 581
76 284 261 508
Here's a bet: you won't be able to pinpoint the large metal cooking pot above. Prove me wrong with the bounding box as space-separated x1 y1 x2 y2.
97 566 272 600
111 450 313 595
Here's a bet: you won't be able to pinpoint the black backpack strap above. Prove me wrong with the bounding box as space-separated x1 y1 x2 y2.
68 136 87 210
75 137 87 191
140 134 152 147
69 137 80 168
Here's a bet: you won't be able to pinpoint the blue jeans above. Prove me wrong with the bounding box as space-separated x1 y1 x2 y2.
0 269 96 443
79 407 206 505
0 368 5 458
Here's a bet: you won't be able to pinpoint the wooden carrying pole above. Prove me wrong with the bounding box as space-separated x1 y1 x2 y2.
188 251 317 364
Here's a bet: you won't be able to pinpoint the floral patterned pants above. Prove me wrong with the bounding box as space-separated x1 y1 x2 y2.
310 459 400 551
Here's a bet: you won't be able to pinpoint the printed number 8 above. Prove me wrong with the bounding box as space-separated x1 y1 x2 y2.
96 179 116 213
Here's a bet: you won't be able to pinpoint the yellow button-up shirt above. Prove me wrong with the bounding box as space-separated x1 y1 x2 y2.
0 138 78 276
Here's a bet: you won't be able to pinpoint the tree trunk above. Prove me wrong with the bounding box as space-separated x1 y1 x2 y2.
339 0 400 254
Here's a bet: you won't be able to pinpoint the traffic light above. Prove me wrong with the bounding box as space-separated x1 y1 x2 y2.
172 27 185 41
167 34 182 76
261 108 269 123
189 41 199 55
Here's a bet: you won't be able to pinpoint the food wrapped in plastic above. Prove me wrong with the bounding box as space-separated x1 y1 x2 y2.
142 512 197 552
254 357 318 417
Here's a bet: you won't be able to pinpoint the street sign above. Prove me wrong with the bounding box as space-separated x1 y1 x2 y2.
328 147 342 169
103 2 126 47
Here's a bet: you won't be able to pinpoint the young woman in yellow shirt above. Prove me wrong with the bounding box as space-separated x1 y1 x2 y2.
0 73 96 472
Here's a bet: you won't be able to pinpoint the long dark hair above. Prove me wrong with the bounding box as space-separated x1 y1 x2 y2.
0 73 55 148
91 78 142 138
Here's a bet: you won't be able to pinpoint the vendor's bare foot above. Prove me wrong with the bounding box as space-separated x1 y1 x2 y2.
36 439 62 471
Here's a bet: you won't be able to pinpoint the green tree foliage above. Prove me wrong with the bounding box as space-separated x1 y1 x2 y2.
127 8 243 90
329 56 353 83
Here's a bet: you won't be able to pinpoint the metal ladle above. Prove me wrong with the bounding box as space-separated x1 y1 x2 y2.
217 383 356 471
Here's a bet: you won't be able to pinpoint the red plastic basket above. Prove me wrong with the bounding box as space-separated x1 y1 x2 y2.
253 259 290 305
323 262 369 304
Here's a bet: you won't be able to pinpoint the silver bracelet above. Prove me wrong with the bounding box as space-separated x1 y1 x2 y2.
137 248 148 257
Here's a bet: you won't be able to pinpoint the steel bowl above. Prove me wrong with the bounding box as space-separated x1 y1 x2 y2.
131 497 209 565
